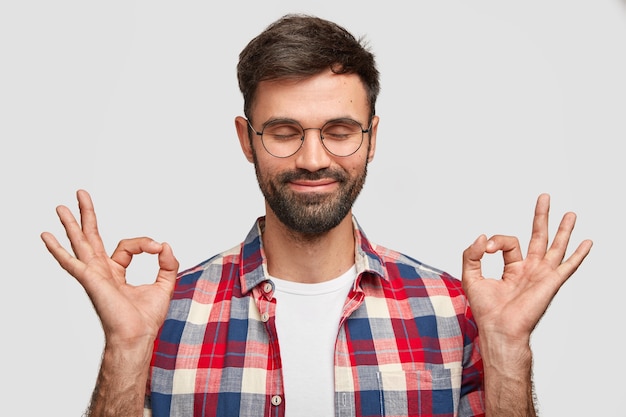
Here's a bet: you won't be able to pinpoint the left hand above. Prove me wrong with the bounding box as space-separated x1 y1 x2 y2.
461 193 593 343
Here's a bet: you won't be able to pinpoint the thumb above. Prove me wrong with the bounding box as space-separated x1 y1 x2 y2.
156 242 179 289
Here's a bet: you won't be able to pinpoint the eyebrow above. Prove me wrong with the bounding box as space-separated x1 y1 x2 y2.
260 116 366 127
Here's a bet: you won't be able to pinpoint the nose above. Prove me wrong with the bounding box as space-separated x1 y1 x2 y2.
294 128 332 171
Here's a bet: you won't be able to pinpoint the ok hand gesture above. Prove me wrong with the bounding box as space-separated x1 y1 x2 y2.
41 190 179 349
462 193 592 343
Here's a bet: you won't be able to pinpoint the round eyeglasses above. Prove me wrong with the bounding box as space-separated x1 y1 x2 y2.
247 118 372 158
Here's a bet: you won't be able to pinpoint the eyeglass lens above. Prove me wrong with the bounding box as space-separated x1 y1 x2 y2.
261 119 365 157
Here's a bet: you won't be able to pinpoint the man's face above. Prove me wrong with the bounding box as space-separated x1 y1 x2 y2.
237 69 378 235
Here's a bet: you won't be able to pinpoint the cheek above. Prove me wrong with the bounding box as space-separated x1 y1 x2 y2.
253 152 289 180
346 153 369 173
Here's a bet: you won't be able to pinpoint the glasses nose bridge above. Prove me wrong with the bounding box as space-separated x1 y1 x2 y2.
298 126 332 159
301 126 324 142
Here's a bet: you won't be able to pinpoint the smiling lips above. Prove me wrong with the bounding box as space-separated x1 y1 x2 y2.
289 178 338 193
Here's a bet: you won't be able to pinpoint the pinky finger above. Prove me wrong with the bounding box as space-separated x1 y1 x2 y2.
40 232 85 278
558 239 593 279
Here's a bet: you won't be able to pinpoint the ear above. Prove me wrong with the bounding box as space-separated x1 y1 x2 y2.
366 115 379 163
235 116 255 163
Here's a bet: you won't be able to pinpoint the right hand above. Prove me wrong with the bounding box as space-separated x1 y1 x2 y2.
41 189 179 349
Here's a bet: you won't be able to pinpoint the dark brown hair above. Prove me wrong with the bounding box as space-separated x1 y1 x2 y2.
237 14 380 120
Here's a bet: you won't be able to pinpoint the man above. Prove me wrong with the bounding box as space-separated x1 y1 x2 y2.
41 14 592 417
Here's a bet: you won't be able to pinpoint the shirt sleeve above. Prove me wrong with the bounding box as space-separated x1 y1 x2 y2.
458 300 486 416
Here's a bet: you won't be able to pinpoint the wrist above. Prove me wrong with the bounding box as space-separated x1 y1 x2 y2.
102 336 154 370
477 321 531 362
98 335 155 388
479 328 532 373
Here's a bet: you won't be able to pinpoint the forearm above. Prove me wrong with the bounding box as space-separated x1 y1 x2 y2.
480 333 537 417
86 341 154 417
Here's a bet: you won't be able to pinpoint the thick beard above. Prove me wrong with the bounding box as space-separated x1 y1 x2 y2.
253 159 368 236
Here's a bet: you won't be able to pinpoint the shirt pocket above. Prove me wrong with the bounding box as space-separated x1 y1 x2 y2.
375 366 463 417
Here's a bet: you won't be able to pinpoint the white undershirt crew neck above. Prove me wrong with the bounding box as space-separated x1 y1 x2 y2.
270 265 357 417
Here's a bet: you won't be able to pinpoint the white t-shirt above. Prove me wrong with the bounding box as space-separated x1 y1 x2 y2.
270 265 357 417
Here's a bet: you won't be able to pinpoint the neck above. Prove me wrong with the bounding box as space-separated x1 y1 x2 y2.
262 210 356 283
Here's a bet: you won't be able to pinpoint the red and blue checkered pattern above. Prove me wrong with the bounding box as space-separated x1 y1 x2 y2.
145 217 485 417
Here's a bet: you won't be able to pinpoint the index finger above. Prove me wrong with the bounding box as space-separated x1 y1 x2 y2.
110 237 164 269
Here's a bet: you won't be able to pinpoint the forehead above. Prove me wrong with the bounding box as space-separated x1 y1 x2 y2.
251 70 370 124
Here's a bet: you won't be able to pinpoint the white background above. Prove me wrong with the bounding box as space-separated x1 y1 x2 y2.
1 1 624 415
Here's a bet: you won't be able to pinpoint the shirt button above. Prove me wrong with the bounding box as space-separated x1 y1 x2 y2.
263 282 273 293
261 312 270 322
271 395 282 406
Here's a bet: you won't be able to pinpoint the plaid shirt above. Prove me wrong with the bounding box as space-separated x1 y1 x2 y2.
145 217 485 417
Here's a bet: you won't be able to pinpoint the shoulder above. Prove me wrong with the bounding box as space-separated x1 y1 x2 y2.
353 217 462 293
371 241 462 286
174 243 243 292
366 242 468 311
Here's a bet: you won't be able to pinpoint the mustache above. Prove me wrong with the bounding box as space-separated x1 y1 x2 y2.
277 168 347 183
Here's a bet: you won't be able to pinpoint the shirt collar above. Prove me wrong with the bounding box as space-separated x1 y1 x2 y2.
238 216 387 294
